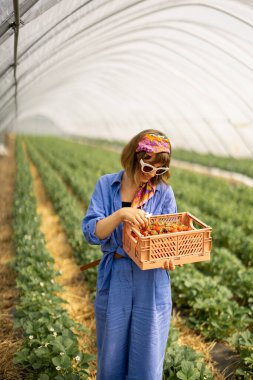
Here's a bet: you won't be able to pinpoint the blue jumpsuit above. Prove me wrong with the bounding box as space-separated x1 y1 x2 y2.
82 170 177 380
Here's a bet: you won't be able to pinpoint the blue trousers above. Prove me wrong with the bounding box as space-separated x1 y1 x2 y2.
94 258 172 380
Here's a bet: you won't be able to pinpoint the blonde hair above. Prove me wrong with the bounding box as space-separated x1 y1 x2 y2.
121 129 171 186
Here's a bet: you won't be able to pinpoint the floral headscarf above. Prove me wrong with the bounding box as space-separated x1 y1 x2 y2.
135 133 170 154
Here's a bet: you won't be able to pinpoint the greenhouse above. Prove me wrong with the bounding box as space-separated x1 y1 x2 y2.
0 1 253 379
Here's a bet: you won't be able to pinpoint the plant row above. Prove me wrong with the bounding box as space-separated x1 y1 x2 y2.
12 139 93 379
172 170 253 267
172 148 253 180
178 200 253 319
173 168 253 233
26 141 102 295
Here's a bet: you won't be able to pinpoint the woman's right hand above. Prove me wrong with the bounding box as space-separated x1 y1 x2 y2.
119 207 149 228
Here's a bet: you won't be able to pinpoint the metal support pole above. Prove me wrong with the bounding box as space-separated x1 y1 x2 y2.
13 0 20 119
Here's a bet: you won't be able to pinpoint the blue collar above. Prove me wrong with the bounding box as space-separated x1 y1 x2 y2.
111 170 124 186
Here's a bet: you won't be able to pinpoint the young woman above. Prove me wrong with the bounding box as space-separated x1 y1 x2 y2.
82 129 177 380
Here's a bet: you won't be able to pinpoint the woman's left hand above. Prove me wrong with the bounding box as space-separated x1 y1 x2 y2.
161 259 183 270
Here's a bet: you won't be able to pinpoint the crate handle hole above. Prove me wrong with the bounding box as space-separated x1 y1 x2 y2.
189 220 202 230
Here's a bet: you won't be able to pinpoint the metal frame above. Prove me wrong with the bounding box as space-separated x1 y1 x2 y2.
0 0 252 157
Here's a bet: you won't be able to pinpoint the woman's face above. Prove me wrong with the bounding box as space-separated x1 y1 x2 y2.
138 154 164 184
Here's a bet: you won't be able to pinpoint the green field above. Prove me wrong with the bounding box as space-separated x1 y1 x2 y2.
3 135 252 379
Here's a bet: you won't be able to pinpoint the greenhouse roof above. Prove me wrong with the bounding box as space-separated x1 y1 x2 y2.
1 0 253 157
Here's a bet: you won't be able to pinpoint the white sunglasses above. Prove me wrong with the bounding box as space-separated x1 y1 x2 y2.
140 159 169 175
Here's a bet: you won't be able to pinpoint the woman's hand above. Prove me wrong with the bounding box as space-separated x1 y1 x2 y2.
119 207 149 228
161 259 183 270
95 207 149 240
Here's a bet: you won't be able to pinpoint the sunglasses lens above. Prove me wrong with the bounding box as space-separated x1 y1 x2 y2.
156 169 166 175
142 165 153 173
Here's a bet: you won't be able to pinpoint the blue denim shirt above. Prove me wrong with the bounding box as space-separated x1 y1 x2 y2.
82 170 177 290
82 170 177 254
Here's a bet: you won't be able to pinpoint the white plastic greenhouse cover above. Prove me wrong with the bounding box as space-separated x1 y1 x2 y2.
1 0 253 157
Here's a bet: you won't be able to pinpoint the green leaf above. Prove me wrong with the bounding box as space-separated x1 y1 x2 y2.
38 375 50 380
60 354 71 368
52 356 61 366
176 361 199 380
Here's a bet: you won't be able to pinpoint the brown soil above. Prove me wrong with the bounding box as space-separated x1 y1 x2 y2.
27 154 97 379
0 135 25 379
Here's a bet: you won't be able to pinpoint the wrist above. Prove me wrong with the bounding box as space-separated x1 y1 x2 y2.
117 208 125 222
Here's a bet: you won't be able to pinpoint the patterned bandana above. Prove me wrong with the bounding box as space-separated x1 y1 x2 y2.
131 181 156 208
136 133 170 154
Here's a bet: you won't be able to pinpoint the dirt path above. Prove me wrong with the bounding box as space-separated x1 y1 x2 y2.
27 156 97 379
0 135 25 379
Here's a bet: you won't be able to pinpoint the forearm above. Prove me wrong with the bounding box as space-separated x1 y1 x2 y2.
95 209 123 240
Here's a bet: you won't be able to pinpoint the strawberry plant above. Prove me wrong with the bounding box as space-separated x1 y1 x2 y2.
228 330 253 379
163 326 213 379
